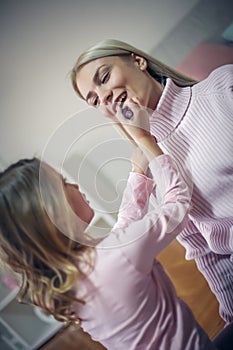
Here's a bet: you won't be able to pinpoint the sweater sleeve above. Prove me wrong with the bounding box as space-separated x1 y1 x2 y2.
112 171 154 230
177 220 211 259
195 251 233 324
177 221 233 324
107 155 191 273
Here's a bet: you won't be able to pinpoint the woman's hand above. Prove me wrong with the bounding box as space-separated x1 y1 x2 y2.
131 146 149 175
116 97 151 142
117 98 163 161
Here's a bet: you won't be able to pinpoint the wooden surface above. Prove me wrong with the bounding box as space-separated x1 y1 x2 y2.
39 240 225 349
39 324 106 350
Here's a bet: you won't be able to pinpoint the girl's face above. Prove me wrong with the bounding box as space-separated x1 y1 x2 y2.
76 55 162 119
64 182 94 225
44 163 95 233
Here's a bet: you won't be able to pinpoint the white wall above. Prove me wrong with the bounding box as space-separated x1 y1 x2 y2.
0 0 199 162
0 0 200 207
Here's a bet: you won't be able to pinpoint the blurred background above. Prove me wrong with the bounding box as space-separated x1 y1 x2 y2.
0 0 232 211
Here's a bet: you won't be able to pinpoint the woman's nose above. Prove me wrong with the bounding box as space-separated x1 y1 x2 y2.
99 88 113 106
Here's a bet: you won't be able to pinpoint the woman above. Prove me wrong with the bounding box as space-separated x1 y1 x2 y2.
0 110 217 349
71 38 233 324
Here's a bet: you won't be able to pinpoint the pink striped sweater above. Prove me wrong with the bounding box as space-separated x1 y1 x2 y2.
150 64 233 323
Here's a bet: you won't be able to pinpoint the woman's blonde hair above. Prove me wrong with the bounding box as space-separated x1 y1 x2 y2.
0 158 94 323
71 39 197 142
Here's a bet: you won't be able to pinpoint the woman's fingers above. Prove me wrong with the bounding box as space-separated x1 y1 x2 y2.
116 99 151 142
130 96 141 105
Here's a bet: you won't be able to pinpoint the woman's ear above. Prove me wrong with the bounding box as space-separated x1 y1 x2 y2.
131 53 147 71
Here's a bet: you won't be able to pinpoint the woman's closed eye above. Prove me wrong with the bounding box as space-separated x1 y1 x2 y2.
92 96 99 107
101 71 110 84
86 94 99 107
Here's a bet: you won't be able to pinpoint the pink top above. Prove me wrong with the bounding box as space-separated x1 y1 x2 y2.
149 64 233 323
74 155 215 350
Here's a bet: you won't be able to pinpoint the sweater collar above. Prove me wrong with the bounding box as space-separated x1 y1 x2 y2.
150 78 192 142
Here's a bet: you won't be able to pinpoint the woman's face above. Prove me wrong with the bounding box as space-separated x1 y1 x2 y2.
76 55 162 119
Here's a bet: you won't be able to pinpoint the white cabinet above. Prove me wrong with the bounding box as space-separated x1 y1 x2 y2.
0 269 63 350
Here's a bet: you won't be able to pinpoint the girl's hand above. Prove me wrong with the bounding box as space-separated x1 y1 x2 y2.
131 146 149 175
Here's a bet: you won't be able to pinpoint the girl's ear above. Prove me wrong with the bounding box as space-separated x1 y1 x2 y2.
131 53 147 71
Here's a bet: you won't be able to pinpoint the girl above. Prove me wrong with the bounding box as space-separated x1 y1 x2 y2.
0 107 216 349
